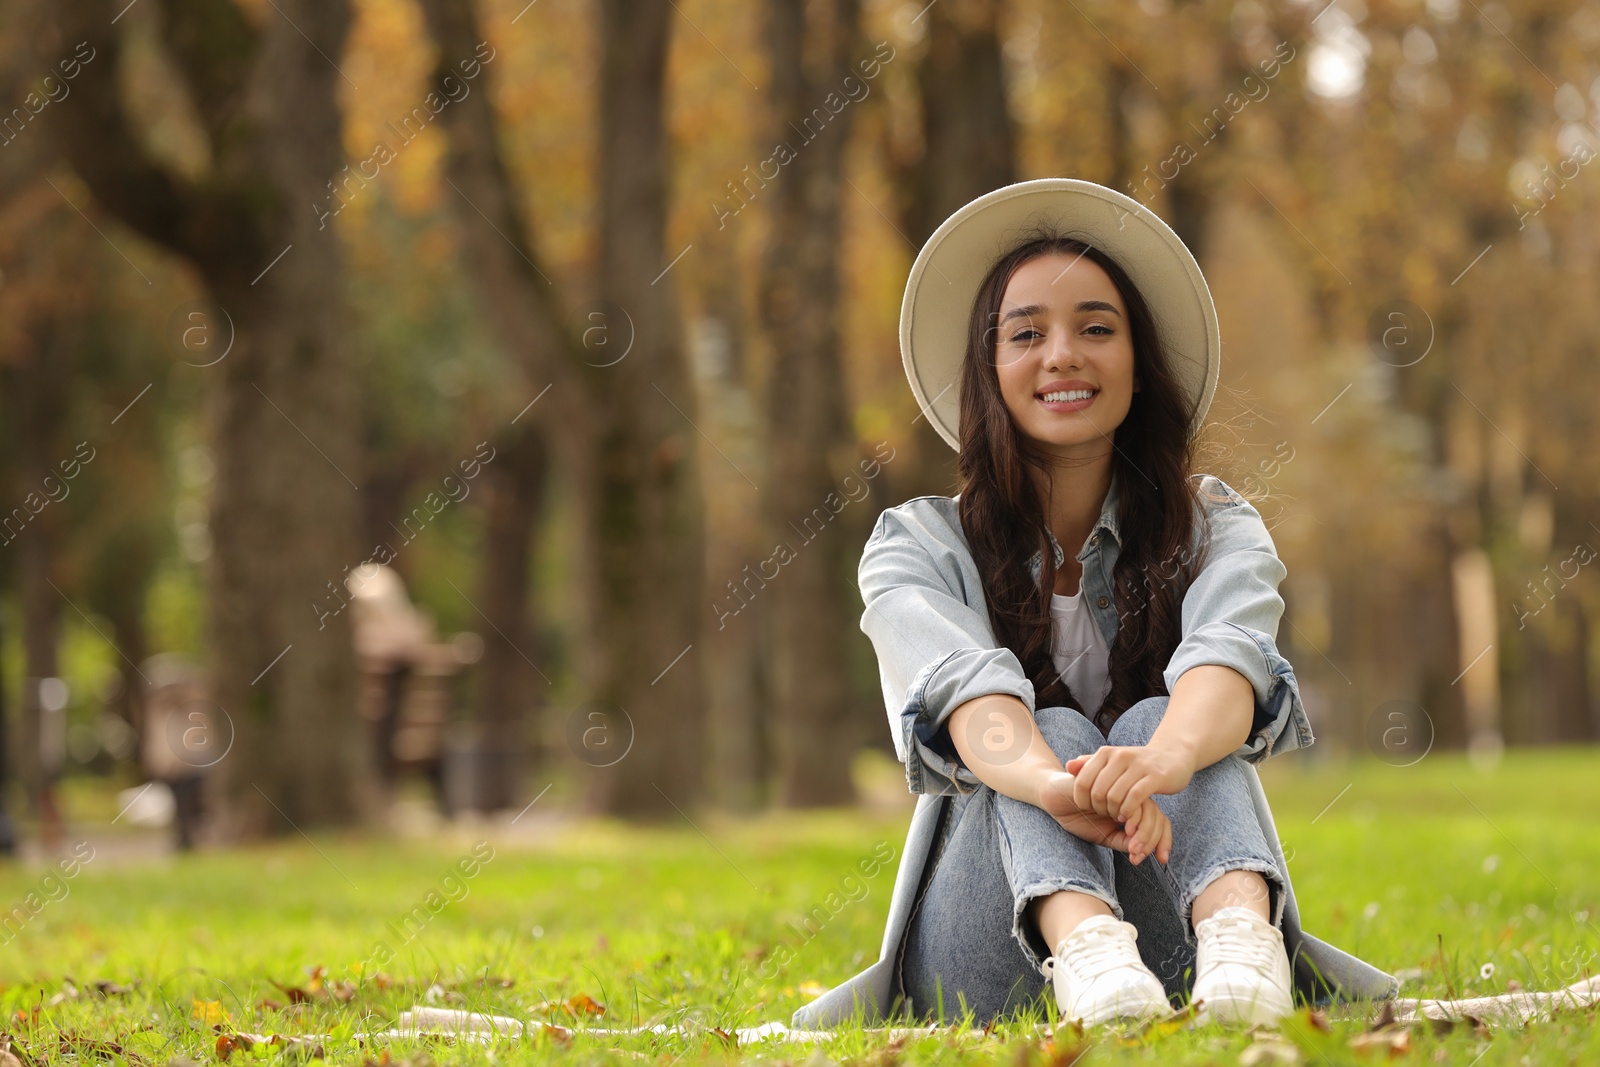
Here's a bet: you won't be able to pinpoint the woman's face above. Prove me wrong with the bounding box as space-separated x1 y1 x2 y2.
992 251 1140 459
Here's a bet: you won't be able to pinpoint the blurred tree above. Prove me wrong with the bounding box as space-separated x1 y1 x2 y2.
1246 0 1600 749
417 0 707 815
667 0 772 812
585 0 709 813
1 300 70 847
2 0 188 833
42 0 370 832
755 0 870 806
0 607 11 855
884 0 1018 502
892 0 1017 248
472 419 549 810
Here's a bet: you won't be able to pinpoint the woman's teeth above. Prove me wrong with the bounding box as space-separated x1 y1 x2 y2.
1040 389 1096 403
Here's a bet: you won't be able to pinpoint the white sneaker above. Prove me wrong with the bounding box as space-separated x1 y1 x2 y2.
1042 914 1173 1027
1190 906 1295 1025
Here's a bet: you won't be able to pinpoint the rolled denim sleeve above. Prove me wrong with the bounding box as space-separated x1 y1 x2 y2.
858 512 1036 796
1161 475 1315 763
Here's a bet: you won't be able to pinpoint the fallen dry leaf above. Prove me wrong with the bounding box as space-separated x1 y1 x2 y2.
1037 1036 1088 1067
529 993 606 1018
566 992 605 1017
1349 1027 1411 1056
533 1022 572 1046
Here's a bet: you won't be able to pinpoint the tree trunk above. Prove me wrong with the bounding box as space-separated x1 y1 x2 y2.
475 421 549 810
45 0 370 832
0 605 13 855
1451 547 1503 756
85 525 164 739
756 0 869 807
15 524 60 817
692 247 769 810
885 0 1016 503
1519 576 1594 744
585 0 708 815
3 312 72 840
415 0 708 815
897 0 1017 248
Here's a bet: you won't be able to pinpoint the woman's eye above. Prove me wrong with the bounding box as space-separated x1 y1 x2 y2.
1085 324 1114 336
1009 328 1042 342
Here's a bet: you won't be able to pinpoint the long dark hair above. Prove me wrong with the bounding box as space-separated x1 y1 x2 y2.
956 229 1208 734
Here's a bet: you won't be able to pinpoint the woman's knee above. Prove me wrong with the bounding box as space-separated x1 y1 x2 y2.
1106 696 1168 747
1033 705 1106 759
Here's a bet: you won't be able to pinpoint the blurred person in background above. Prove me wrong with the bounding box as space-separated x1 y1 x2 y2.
345 563 436 792
140 655 215 851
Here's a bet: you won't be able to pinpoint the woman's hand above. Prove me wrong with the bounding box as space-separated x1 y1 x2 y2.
1122 794 1172 866
1064 743 1194 823
1036 770 1171 865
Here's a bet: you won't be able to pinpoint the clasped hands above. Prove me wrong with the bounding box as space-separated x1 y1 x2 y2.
1036 742 1193 867
948 691 1233 870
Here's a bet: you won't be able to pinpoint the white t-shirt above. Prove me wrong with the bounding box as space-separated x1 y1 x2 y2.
1049 582 1112 717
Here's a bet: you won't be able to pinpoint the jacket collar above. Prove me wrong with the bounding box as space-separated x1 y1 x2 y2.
1027 468 1123 582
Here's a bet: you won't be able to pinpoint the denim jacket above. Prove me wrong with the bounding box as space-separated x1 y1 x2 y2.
790 470 1400 1030
868 470 1314 796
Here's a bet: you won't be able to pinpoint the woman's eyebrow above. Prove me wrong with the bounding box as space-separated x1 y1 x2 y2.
999 299 1123 324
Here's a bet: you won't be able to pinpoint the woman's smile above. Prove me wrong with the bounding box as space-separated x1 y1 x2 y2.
1037 379 1100 413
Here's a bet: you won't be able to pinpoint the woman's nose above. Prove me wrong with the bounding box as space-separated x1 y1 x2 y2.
1045 333 1081 371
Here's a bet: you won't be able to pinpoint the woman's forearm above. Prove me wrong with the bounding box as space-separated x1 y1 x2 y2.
946 667 1253 806
1147 663 1255 775
946 693 1062 806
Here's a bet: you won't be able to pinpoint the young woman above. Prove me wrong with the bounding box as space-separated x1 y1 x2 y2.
790 179 1399 1031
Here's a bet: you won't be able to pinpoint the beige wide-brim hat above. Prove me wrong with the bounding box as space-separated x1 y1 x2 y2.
899 178 1221 451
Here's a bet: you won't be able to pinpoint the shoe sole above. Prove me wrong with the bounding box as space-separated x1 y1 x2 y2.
1068 997 1176 1028
1192 992 1293 1027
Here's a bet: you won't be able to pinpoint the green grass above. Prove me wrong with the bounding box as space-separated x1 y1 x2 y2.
1 748 1598 1065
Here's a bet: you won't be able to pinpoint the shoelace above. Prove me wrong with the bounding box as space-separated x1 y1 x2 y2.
1050 923 1142 981
1199 915 1284 974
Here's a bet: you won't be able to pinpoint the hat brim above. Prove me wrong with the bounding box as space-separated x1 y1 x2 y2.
899 178 1221 452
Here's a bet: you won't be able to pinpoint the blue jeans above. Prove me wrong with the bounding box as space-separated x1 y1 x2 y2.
895 697 1288 1023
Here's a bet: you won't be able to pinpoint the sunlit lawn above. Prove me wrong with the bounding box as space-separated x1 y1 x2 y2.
1 747 1598 1065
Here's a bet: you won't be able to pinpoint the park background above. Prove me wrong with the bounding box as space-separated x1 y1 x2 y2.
1 0 1599 1062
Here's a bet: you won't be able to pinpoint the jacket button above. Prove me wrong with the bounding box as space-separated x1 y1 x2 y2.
1097 596 1110 609
1091 534 1099 545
